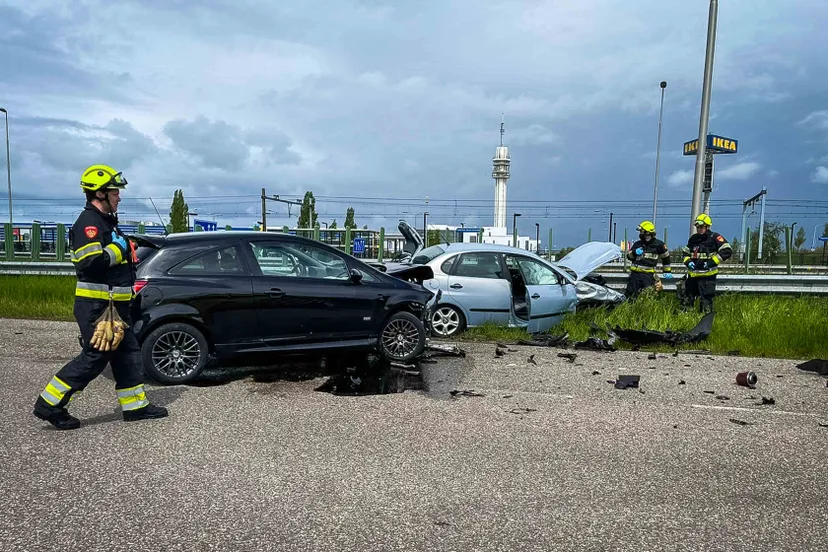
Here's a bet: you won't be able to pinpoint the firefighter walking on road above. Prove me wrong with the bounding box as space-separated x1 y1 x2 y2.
681 214 733 313
33 165 168 430
626 220 672 298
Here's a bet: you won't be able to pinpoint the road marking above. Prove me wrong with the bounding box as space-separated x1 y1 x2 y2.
690 404 816 417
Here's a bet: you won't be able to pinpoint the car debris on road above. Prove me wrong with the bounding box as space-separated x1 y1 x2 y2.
612 313 714 347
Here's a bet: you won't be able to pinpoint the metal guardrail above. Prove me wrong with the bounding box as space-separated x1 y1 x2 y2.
598 273 828 295
3 261 828 295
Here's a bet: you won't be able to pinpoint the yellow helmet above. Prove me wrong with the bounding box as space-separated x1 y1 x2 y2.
637 220 656 234
80 164 128 193
694 213 712 227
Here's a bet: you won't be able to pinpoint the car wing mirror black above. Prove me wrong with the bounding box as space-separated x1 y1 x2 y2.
349 268 364 283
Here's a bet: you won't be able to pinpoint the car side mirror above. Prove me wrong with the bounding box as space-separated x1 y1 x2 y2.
349 268 364 283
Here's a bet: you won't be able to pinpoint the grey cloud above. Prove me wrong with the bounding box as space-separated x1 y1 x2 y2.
163 117 301 170
164 117 250 170
13 118 157 174
0 6 134 103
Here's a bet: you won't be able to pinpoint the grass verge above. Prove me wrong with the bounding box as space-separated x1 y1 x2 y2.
0 275 75 321
463 290 828 360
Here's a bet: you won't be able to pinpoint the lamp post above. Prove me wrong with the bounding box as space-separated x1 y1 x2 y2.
535 222 540 254
0 107 11 228
512 213 521 248
652 81 667 225
423 212 429 248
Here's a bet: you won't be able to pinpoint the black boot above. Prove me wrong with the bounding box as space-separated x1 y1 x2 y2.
33 396 81 430
123 403 169 422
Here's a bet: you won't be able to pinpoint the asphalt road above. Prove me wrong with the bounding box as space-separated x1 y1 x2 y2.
2 318 827 552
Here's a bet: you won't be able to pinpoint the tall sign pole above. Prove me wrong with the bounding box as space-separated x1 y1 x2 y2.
690 0 719 236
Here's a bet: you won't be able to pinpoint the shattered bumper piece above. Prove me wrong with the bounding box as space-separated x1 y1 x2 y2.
613 312 714 346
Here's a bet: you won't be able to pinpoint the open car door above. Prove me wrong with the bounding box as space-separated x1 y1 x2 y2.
512 255 578 333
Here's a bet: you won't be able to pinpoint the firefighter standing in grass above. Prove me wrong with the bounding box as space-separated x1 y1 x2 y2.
33 165 168 430
681 214 733 313
626 220 672 297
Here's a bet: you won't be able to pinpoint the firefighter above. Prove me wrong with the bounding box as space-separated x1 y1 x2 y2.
626 220 672 297
681 214 732 313
33 165 168 430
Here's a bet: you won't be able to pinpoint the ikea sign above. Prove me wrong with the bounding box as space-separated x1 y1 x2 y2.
683 134 738 156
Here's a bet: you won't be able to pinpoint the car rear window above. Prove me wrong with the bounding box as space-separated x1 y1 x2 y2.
134 246 160 265
411 245 445 265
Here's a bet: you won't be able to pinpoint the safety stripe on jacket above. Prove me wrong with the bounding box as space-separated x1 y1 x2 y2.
117 385 149 411
104 243 126 267
75 282 134 302
71 242 103 263
40 376 72 406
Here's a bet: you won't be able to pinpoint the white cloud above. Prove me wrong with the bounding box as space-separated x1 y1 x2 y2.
667 169 694 188
812 166 828 183
717 162 762 181
767 169 779 178
799 111 828 130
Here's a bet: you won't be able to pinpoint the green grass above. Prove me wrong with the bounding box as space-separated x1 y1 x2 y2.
463 290 828 360
0 275 75 321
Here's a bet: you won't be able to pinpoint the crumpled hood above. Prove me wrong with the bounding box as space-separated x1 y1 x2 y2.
557 242 621 281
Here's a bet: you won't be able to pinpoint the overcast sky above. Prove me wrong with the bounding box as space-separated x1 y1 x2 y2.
2 0 828 247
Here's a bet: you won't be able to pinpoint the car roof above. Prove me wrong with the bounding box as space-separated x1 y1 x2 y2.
129 231 330 249
428 242 543 256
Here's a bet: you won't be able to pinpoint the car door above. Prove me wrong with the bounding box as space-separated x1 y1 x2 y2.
244 239 378 345
446 251 512 326
510 255 578 332
166 244 257 348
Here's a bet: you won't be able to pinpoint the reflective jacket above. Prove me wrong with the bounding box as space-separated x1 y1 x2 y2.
69 203 136 302
627 238 671 274
682 231 732 278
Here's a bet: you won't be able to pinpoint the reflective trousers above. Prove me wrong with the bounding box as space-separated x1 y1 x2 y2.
626 271 656 298
39 299 147 411
682 276 717 313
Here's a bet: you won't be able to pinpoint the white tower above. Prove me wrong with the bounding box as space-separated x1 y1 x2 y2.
492 116 510 229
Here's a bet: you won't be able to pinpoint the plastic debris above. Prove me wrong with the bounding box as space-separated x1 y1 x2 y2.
517 333 569 348
450 389 484 398
527 354 537 365
797 359 828 376
729 419 752 426
558 352 578 363
614 313 714 346
613 375 640 389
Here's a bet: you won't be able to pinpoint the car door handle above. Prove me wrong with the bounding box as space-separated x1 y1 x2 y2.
450 284 463 289
267 288 285 297
531 293 541 299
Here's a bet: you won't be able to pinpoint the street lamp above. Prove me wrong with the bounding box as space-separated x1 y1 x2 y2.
652 81 667 225
423 212 429 248
512 213 521 248
0 107 11 228
535 223 540 254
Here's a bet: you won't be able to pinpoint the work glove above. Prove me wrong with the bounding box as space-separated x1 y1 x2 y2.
662 272 673 279
635 247 644 256
110 231 128 253
687 261 696 270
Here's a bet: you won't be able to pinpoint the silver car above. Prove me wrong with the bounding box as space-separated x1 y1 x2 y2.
388 222 624 337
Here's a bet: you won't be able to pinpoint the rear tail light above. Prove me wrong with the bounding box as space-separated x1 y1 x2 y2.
133 280 148 294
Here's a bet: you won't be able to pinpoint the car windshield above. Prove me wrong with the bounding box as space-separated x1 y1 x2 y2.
410 245 445 265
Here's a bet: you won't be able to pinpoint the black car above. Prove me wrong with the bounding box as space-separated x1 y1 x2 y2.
129 232 439 384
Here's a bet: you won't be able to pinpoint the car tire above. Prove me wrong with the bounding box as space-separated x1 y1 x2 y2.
141 322 210 385
430 304 466 338
378 311 427 363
